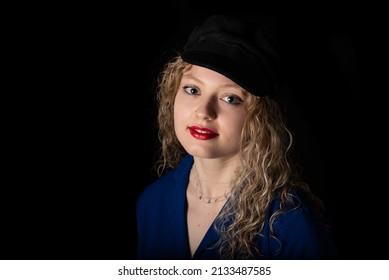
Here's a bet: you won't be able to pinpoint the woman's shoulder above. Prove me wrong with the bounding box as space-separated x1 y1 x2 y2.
266 188 330 242
269 189 326 226
269 188 320 213
266 189 337 258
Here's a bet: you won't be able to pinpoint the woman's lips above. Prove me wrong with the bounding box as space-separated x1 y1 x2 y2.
188 126 219 140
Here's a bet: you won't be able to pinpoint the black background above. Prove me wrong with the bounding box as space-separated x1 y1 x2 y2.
2 1 388 260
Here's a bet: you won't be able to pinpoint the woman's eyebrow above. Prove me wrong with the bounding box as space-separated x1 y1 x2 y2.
182 74 241 90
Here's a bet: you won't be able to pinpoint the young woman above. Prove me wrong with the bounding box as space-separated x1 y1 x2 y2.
136 14 337 259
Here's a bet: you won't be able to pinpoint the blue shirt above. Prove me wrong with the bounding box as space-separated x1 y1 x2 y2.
136 154 337 259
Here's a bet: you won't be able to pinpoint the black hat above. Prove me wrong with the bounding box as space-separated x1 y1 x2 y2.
181 14 281 97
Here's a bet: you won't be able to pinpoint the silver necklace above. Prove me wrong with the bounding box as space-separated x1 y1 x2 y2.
191 164 231 204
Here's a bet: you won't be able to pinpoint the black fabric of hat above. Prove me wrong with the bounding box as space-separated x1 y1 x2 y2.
181 14 281 97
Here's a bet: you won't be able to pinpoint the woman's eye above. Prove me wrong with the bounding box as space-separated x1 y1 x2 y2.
221 95 244 105
183 86 198 95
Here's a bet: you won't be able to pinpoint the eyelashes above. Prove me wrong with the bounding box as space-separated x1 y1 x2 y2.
183 85 198 95
182 86 244 105
220 95 244 105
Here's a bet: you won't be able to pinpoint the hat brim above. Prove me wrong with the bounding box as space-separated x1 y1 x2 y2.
182 49 274 97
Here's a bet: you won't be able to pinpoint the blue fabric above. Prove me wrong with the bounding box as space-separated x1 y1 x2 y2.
136 154 337 259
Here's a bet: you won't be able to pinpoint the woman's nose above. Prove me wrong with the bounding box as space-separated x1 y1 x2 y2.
194 97 217 121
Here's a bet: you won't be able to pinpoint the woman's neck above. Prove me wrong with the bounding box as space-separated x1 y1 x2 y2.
191 158 238 197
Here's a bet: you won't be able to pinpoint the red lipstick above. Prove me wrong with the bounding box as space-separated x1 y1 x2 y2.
188 126 219 140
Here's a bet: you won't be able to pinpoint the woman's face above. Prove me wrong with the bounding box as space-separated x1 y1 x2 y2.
174 65 247 159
